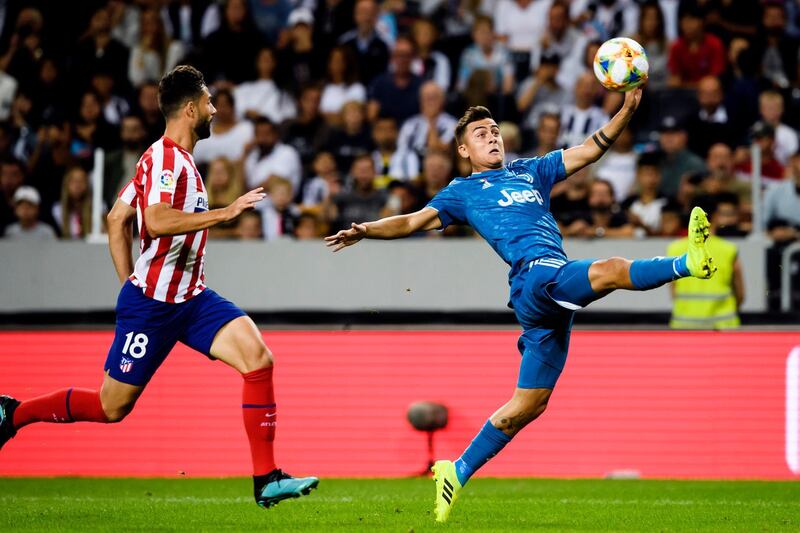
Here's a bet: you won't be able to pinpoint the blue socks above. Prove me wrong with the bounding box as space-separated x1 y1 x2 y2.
454 420 512 486
629 255 689 290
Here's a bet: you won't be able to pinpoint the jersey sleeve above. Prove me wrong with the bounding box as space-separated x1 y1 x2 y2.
143 145 181 208
425 182 466 230
511 149 567 190
118 178 137 207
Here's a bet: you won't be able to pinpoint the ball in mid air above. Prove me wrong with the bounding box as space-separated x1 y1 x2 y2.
593 37 649 92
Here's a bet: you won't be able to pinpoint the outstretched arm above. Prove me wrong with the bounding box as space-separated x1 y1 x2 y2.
325 207 442 252
562 87 643 177
144 187 266 238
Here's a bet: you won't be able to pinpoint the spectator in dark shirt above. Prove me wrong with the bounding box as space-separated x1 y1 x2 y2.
202 0 264 83
279 8 323 94
280 83 330 175
327 154 387 231
70 90 120 167
735 121 785 183
134 82 165 145
103 114 147 208
0 158 25 233
339 0 390 85
688 75 735 157
70 6 129 94
668 7 726 88
248 0 292 45
562 179 634 239
367 35 422 125
326 101 374 174
657 116 706 198
755 2 800 89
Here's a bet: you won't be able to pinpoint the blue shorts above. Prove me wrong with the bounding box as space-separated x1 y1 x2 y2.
104 281 247 386
510 258 599 390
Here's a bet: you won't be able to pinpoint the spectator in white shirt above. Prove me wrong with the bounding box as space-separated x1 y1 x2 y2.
302 151 342 207
457 15 515 94
320 46 367 124
192 88 253 164
558 72 609 149
595 127 638 202
244 116 303 192
258 176 301 240
392 81 457 180
128 8 185 88
529 1 583 70
3 186 56 240
233 47 297 124
759 90 799 165
411 18 452 90
495 0 553 54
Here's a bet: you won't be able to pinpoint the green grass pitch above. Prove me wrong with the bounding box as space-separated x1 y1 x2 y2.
1 477 799 531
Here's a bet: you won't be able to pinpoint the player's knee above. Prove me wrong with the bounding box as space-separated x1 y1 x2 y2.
593 257 631 290
240 341 273 373
101 399 136 423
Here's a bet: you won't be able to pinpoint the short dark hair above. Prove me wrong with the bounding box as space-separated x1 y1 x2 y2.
455 106 494 144
158 65 207 118
252 115 276 129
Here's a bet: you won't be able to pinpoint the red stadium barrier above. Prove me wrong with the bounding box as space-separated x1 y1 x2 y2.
1 330 798 479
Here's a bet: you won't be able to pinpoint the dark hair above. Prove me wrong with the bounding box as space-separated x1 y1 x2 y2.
252 115 275 129
455 106 494 144
214 88 235 109
328 46 360 85
591 178 616 198
158 65 207 118
637 151 661 168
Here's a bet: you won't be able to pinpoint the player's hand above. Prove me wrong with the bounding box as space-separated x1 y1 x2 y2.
324 222 367 252
622 87 643 113
225 187 266 221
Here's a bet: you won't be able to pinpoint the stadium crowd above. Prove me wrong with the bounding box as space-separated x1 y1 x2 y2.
0 0 799 247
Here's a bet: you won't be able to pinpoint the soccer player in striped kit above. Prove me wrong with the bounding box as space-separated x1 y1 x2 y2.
0 66 318 508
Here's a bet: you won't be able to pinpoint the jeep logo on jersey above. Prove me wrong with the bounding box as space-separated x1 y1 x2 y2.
498 188 544 207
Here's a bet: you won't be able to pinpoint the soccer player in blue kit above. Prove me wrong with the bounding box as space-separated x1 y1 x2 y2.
325 87 717 522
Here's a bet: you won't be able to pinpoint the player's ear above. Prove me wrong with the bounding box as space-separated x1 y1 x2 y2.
457 143 469 159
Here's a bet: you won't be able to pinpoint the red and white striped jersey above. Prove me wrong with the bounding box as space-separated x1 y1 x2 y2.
118 136 209 303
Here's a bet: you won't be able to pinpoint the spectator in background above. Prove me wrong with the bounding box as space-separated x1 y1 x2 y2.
279 8 322 94
763 151 800 243
656 116 706 198
704 142 751 205
531 111 560 157
327 101 374 175
327 154 387 231
193 88 254 164
28 116 73 212
367 35 422 124
622 153 670 236
659 201 684 237
91 70 130 127
668 201 745 330
313 0 357 54
71 6 129 89
558 72 608 149
758 90 798 166
107 0 140 49
735 121 785 183
755 2 800 90
161 0 211 47
3 185 56 240
551 166 590 227
573 0 639 41
630 1 669 90
0 7 46 94
320 46 367 123
258 176 301 240
248 0 292 45
8 92 37 164
703 193 748 237
244 116 302 192
393 81 457 181
135 82 166 144
381 180 422 218
700 0 760 43
302 151 341 207
530 1 583 72
457 16 514 96
281 83 330 173
235 210 264 239
594 127 637 202
128 8 186 88
499 122 522 162
372 115 400 186
722 36 761 137
411 18 451 90
206 157 245 211
668 7 726 88
71 90 120 166
295 211 324 239
517 53 565 132
234 47 296 124
688 75 734 158
562 178 634 238
418 149 453 203
0 158 25 232
52 167 97 239
202 0 264 83
103 114 147 208
29 57 66 124
339 0 390 85
494 0 552 80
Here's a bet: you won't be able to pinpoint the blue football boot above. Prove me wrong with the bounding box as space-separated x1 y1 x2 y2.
255 468 319 508
0 395 20 450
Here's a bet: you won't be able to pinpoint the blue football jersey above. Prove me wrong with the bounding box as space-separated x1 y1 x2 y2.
426 150 568 283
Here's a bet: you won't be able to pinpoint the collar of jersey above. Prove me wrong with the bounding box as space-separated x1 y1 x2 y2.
162 135 191 156
467 167 507 180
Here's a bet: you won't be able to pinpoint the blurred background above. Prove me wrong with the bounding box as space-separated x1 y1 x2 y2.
0 0 799 481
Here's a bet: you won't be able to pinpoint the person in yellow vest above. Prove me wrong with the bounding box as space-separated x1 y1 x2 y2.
668 198 745 329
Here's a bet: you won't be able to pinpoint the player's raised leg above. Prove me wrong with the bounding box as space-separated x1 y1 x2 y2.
208 315 318 508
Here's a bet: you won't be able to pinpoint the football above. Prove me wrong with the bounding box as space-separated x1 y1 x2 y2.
593 37 649 92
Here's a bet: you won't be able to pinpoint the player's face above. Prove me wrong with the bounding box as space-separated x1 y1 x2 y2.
459 118 504 172
193 87 215 140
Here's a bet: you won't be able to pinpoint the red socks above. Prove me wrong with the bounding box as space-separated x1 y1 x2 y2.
13 388 108 429
242 366 277 476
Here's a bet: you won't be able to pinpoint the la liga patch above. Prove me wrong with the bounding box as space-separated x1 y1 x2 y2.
158 169 175 191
